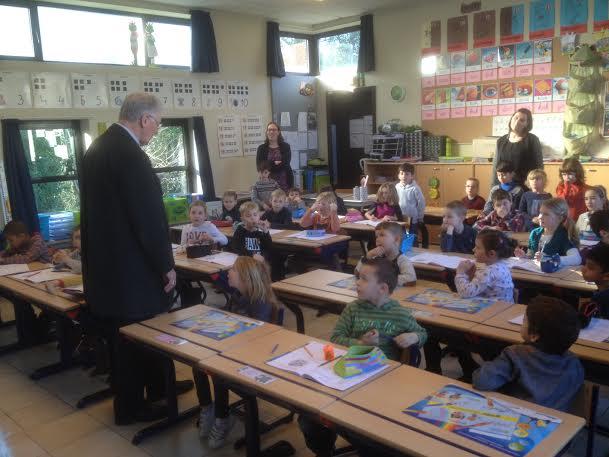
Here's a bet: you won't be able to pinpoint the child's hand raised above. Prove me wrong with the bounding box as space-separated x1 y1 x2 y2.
393 332 419 349
514 247 526 258
360 329 379 346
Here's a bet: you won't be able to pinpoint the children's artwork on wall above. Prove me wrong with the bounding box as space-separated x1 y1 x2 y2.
515 42 534 65
436 88 450 109
498 45 515 67
534 79 553 101
447 15 468 51
473 10 496 48
142 77 173 107
71 73 108 108
450 86 466 108
530 0 556 39
107 75 140 108
500 4 525 44
534 39 553 63
499 81 516 104
217 114 243 158
202 80 227 110
31 72 71 109
172 78 201 110
560 0 588 35
422 20 441 55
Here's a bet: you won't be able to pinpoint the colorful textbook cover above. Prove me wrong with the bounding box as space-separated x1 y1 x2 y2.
328 277 357 291
404 385 560 456
171 310 262 340
405 288 495 314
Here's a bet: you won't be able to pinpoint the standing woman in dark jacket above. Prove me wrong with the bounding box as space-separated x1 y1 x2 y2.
256 122 293 191
491 108 543 187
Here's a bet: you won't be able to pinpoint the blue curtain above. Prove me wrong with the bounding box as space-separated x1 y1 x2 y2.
357 14 375 73
193 117 216 201
1 119 39 232
267 21 286 77
191 10 219 73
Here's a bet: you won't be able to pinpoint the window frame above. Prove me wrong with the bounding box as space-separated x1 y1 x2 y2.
316 25 361 75
279 32 314 76
147 118 195 196
0 1 191 69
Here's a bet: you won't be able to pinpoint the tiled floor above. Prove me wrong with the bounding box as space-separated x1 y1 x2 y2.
0 278 609 456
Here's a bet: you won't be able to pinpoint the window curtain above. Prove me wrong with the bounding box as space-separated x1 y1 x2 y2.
1 119 39 232
357 14 375 73
267 21 286 77
192 117 216 201
309 37 320 76
191 10 219 73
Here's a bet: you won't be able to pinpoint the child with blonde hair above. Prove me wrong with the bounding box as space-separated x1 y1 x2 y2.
365 183 403 222
519 169 552 227
180 201 228 247
231 201 272 263
194 256 282 448
577 185 608 243
262 189 293 228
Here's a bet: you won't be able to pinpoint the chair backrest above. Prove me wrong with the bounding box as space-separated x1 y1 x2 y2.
271 304 285 326
400 345 422 367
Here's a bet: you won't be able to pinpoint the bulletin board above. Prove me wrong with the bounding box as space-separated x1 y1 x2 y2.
421 38 569 143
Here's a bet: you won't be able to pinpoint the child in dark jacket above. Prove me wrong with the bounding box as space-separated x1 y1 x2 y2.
220 190 241 223
261 189 293 229
441 200 476 254
231 202 272 263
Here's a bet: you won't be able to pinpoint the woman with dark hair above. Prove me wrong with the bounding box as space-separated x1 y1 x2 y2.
491 108 543 187
256 121 293 191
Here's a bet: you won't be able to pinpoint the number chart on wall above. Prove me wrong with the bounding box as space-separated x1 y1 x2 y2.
172 79 201 110
31 73 71 108
142 77 173 108
71 73 108 108
0 72 32 108
202 80 227 110
227 80 249 110
108 75 141 108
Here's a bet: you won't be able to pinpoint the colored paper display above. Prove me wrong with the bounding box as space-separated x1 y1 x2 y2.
450 51 466 73
499 45 515 67
405 288 494 314
595 0 609 31
530 0 555 39
447 15 468 51
473 10 496 48
516 80 534 103
466 49 482 72
482 47 498 69
404 384 560 457
534 79 553 101
422 88 436 110
516 42 534 65
450 87 466 108
534 39 553 63
482 84 499 105
436 55 451 75
466 85 482 107
561 0 588 34
499 82 516 104
436 88 450 109
500 4 525 44
422 20 441 55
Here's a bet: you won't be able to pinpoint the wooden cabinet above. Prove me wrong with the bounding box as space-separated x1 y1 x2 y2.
543 163 561 194
414 163 443 207
363 161 404 194
582 163 609 188
443 164 475 205
473 163 493 199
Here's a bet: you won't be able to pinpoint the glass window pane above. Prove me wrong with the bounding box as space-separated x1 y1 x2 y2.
280 36 309 73
157 171 188 196
0 5 35 57
144 125 187 168
319 30 360 88
33 181 80 213
38 6 144 65
148 22 191 67
20 127 78 179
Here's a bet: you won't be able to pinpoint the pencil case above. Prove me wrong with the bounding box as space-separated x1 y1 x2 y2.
186 243 212 258
306 229 326 237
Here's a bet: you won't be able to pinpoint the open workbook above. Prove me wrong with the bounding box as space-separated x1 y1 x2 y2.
266 341 389 391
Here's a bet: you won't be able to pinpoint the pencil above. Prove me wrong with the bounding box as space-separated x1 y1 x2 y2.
271 343 279 354
304 345 314 359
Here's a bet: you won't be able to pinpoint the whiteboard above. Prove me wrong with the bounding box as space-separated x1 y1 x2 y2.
492 113 564 159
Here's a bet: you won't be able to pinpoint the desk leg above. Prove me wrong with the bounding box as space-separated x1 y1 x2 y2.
242 393 295 457
30 316 76 380
76 387 113 409
282 301 305 334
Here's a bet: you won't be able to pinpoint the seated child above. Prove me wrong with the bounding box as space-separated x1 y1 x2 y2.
590 209 609 245
473 295 583 412
365 182 403 222
455 228 515 302
51 225 82 273
194 256 280 448
262 189 293 229
474 189 526 232
395 163 425 239
180 201 228 248
355 221 416 286
461 177 485 210
287 187 306 214
556 157 589 221
518 169 552 228
441 200 476 254
515 198 581 267
299 257 427 456
319 185 347 215
220 190 240 223
579 243 609 324
231 201 272 264
576 185 607 244
483 161 524 215
0 221 51 264
251 160 279 211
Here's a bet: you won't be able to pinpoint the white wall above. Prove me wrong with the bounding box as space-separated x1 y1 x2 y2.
0 9 272 195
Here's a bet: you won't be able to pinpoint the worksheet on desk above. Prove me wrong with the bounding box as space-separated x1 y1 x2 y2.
511 314 609 343
11 269 76 284
0 264 29 276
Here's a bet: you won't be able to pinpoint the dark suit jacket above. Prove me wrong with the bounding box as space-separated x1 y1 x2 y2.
80 124 174 320
256 142 294 188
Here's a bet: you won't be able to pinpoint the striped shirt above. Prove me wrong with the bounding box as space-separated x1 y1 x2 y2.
251 179 279 208
331 298 427 360
0 234 51 265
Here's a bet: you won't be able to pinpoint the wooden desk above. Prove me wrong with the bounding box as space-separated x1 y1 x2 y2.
219 329 399 398
173 253 227 275
0 276 80 313
139 304 281 352
335 365 584 457
424 206 480 220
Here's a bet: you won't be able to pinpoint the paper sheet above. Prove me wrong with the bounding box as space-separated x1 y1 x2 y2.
63 283 84 293
297 112 308 132
408 253 467 269
350 133 364 148
195 252 238 267
307 130 318 149
0 264 29 277
268 229 284 235
504 257 542 273
297 132 308 150
287 231 338 241
353 220 382 227
11 269 77 284
349 118 364 134
510 314 609 343
363 115 374 135
280 112 291 127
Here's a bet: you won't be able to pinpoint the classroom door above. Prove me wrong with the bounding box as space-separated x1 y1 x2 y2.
326 86 375 189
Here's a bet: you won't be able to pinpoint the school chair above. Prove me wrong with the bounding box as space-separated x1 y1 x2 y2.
560 382 599 457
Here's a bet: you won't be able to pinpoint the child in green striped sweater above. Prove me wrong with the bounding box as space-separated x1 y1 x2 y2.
299 257 427 456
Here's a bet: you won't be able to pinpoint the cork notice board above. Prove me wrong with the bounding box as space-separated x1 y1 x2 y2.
422 38 569 143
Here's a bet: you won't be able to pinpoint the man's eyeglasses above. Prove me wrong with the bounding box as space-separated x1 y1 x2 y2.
145 114 162 128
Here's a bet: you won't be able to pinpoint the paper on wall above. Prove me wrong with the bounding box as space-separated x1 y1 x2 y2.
290 150 300 171
363 115 374 135
280 112 291 127
241 114 265 156
300 152 308 168
217 115 242 158
297 132 308 150
307 130 318 149
349 118 364 134
364 135 373 154
298 112 308 132
31 72 71 108
0 71 32 108
350 133 364 148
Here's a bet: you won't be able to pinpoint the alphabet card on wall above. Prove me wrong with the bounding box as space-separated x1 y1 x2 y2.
142 77 173 107
217 114 243 158
241 114 265 156
71 73 108 108
227 80 249 110
172 78 201 110
108 75 140 108
202 79 227 110
31 73 71 108
0 72 32 108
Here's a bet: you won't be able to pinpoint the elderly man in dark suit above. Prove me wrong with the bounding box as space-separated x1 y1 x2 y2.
81 92 191 424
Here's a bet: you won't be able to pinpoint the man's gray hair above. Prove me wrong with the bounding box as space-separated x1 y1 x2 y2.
119 92 161 122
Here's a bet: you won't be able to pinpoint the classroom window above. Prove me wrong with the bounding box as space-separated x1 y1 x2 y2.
143 120 192 196
318 30 360 89
37 6 145 65
280 35 310 73
19 122 82 215
0 5 35 58
146 21 191 67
